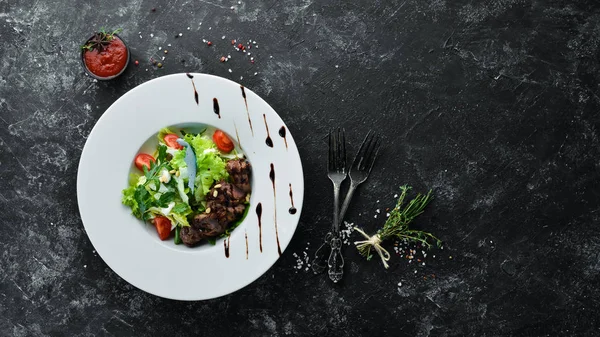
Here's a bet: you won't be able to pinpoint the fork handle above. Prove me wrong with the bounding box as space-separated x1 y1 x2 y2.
338 183 358 225
328 234 344 283
332 183 342 233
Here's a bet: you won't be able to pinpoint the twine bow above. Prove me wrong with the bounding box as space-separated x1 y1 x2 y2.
353 227 391 269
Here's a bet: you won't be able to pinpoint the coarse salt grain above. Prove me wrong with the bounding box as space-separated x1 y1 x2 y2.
150 33 154 37
167 43 171 47
374 215 378 218
228 69 232 73
254 72 258 76
376 209 380 213
158 46 162 50
394 194 398 198
398 282 402 286
178 33 183 36
222 35 226 39
187 27 191 30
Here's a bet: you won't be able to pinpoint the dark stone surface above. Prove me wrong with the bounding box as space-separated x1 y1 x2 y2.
1 0 600 336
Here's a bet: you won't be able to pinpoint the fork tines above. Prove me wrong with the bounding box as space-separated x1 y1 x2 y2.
353 130 381 172
328 128 346 173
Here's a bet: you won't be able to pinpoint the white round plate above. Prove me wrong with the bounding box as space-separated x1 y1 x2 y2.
77 73 304 301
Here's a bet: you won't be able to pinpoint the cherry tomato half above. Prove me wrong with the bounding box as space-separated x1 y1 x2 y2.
213 130 234 153
163 134 183 150
134 153 155 171
153 216 172 240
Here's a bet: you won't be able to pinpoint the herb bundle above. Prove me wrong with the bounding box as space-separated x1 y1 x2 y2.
354 185 441 268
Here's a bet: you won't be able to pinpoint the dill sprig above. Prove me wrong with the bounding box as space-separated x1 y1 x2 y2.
355 185 441 264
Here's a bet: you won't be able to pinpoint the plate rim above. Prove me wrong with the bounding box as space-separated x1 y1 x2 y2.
76 72 304 301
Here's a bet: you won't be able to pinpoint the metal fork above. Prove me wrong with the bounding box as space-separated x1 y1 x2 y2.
338 130 381 222
327 130 381 282
312 128 347 275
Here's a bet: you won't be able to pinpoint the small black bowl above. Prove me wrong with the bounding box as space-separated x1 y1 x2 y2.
81 33 130 81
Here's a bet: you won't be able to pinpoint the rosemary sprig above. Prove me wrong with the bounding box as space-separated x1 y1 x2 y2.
355 185 441 266
82 28 123 52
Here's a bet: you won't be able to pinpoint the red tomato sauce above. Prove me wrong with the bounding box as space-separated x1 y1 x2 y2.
83 36 128 78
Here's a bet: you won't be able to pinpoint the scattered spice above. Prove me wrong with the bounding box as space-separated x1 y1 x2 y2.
220 56 226 62
164 50 168 54
134 60 139 66
207 41 213 46
157 62 163 68
151 7 156 12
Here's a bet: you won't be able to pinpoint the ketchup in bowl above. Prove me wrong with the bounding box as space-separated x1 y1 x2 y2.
81 29 129 80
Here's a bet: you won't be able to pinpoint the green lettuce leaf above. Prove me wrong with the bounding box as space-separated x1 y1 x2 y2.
178 133 229 200
170 149 187 170
171 202 192 227
122 185 140 217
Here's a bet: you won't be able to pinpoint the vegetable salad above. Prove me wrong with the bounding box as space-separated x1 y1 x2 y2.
121 127 244 244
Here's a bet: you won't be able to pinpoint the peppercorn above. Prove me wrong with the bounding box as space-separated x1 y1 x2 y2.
164 50 168 54
134 60 139 66
207 41 212 46
157 62 163 68
220 56 226 62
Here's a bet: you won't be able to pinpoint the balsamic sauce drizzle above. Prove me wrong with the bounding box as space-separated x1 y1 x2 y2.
213 98 221 118
241 86 254 135
245 230 249 260
186 73 199 105
270 164 282 256
264 114 273 147
224 236 230 258
288 183 297 214
256 202 263 253
279 126 288 149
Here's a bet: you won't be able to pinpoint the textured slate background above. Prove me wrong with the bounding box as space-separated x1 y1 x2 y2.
1 0 600 336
